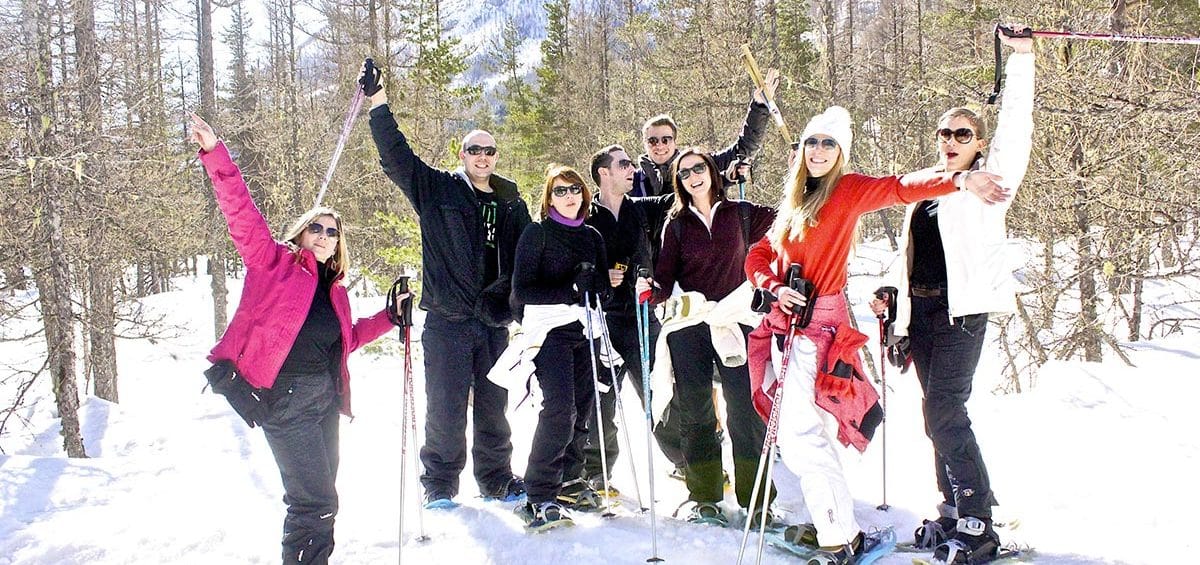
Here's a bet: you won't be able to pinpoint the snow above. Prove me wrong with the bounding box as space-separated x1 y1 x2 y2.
1 245 1194 564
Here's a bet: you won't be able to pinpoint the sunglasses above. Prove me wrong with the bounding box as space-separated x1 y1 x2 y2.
645 135 675 147
465 145 498 156
306 223 340 239
614 158 634 169
935 127 975 144
551 183 584 197
677 162 708 180
799 137 838 150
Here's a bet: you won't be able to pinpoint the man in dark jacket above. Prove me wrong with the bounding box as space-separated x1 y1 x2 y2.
633 68 780 266
363 62 530 507
580 145 685 492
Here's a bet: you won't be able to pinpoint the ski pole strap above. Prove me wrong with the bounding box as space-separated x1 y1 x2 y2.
313 88 366 208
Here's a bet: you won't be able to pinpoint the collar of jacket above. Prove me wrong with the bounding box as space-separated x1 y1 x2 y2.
638 151 678 177
454 168 521 201
287 244 345 284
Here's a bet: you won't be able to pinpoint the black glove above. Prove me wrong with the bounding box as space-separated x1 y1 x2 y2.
203 360 268 428
574 262 597 300
359 58 383 96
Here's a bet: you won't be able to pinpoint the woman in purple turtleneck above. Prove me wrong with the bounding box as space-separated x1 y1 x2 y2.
509 164 610 530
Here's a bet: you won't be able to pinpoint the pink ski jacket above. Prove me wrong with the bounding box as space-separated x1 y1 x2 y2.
200 142 394 416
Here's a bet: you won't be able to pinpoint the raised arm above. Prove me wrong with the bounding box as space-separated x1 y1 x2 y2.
983 31 1035 207
190 113 277 268
711 68 779 173
362 60 458 216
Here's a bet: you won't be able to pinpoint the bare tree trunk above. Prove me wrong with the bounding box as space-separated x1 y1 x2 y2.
75 0 119 402
821 0 837 100
24 0 86 458
1070 129 1102 362
198 0 228 339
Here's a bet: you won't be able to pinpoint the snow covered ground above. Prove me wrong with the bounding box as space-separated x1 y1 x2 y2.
1 248 1195 564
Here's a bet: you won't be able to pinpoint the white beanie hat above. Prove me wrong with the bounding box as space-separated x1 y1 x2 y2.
799 105 852 163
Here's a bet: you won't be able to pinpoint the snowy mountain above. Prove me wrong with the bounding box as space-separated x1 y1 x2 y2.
447 0 550 82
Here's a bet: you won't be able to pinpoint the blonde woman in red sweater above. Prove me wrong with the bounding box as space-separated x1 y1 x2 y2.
743 107 1007 565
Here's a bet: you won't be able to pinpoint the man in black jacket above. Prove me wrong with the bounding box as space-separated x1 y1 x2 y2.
363 62 530 507
632 68 780 199
580 145 685 493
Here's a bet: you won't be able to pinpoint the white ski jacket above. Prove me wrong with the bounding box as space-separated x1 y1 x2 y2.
890 52 1035 335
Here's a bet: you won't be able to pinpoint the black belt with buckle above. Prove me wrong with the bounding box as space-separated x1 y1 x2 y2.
910 285 945 298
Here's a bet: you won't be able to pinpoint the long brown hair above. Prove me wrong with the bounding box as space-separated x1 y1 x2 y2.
283 207 349 278
768 150 848 248
667 148 725 219
539 164 593 220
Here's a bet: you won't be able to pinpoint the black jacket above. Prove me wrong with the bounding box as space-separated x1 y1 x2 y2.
586 196 655 317
633 99 771 197
511 219 609 311
369 104 532 326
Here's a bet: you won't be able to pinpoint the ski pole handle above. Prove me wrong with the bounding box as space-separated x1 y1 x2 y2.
388 276 413 327
997 24 1034 39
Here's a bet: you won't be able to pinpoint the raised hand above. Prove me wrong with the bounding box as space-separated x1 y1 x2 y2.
358 58 387 106
1000 25 1034 54
189 113 218 153
753 68 781 105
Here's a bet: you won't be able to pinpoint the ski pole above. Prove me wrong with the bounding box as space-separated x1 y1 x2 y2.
636 268 664 563
596 302 647 511
737 314 799 565
313 87 365 208
580 265 616 518
876 314 890 512
388 277 427 560
986 24 1200 104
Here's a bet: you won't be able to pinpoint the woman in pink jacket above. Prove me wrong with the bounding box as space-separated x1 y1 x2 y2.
191 114 400 565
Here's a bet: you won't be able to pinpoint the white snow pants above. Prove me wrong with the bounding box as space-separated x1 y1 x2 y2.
772 333 860 547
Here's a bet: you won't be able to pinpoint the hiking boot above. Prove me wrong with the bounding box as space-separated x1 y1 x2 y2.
482 475 526 502
933 516 1000 565
557 478 605 512
913 503 959 549
805 531 864 565
517 500 574 532
685 501 729 527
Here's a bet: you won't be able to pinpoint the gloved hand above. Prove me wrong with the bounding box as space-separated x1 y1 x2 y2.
358 58 383 96
574 262 597 301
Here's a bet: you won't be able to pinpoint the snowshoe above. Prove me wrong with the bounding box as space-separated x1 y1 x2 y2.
586 475 621 499
422 491 459 510
789 528 896 565
765 523 820 558
683 501 729 527
929 517 1000 565
557 478 609 513
515 501 574 533
745 505 783 533
482 475 527 503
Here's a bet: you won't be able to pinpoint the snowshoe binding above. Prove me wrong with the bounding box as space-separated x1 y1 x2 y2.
516 501 574 533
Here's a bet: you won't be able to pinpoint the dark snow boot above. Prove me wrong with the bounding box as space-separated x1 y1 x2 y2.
805 531 865 565
483 475 527 502
913 503 959 549
932 516 1000 565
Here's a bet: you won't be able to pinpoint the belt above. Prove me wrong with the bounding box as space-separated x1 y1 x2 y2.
910 286 945 298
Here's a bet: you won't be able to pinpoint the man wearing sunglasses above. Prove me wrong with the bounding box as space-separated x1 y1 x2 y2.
361 59 531 509
633 68 781 200
578 145 687 494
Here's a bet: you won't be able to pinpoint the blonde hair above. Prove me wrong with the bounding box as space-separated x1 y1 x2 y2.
283 207 349 278
539 164 593 220
768 151 848 248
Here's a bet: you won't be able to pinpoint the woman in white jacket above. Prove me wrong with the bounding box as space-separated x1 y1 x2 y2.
870 28 1034 565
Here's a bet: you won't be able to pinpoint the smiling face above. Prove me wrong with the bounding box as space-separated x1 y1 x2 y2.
643 124 677 166
459 130 498 184
676 153 713 206
937 115 987 172
604 149 636 194
297 214 339 263
804 135 841 178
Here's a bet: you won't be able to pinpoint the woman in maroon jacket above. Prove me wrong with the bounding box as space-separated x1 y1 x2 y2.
635 148 777 528
191 114 399 565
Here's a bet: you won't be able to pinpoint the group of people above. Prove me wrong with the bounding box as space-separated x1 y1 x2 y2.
192 27 1034 565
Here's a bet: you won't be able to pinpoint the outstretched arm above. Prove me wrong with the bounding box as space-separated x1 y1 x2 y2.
711 68 779 174
190 113 277 268
984 27 1036 206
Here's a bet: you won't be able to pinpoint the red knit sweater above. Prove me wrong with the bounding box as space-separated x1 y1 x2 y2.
746 169 960 296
